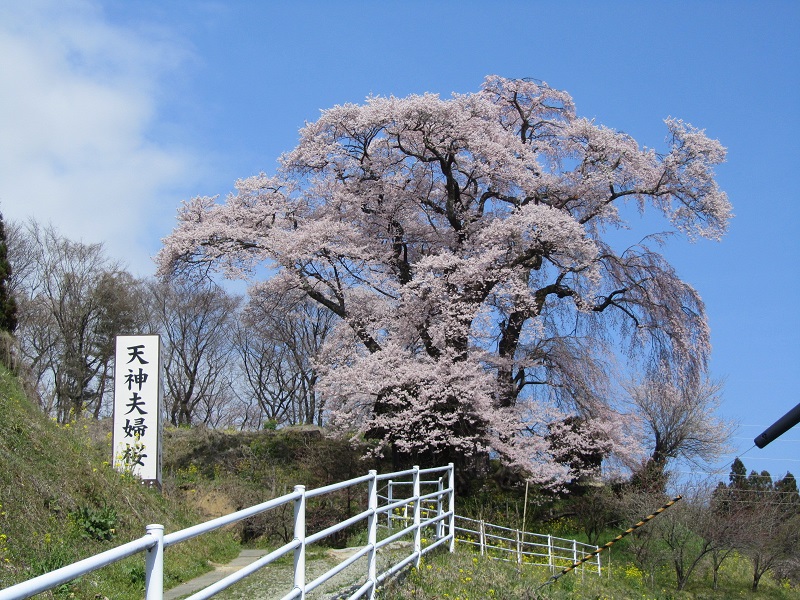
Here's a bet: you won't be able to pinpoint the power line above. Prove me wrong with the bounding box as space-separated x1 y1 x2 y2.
672 470 797 480
720 455 800 462
732 436 800 442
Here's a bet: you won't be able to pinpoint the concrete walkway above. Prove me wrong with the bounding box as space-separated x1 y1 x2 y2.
163 549 270 600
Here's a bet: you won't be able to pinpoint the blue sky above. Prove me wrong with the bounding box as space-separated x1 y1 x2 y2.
1 0 798 482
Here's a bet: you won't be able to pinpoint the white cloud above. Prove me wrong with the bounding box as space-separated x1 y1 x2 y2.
0 0 196 275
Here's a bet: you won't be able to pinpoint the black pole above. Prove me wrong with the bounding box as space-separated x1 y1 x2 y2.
754 401 800 449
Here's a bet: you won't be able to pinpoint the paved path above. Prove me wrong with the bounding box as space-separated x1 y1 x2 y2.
163 543 408 599
164 549 270 600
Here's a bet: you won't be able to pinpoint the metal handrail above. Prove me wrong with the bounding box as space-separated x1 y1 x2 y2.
164 489 303 547
0 464 456 600
2 463 602 600
452 515 601 575
381 482 601 577
0 532 158 600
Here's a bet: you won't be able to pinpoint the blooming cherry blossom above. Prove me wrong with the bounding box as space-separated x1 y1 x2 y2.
158 76 731 486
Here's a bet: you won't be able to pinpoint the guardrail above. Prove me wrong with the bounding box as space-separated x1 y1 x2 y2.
0 464 455 600
453 516 601 575
382 481 600 576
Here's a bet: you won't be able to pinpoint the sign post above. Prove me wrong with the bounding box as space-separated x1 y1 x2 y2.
112 335 162 487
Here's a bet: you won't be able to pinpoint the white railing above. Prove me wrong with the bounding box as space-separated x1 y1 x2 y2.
0 464 455 600
453 516 601 575
382 481 601 577
381 477 602 575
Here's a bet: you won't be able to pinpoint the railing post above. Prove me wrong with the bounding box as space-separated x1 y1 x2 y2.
516 529 522 565
436 476 443 540
548 534 553 573
413 465 421 567
573 539 578 574
448 462 455 553
479 520 485 556
293 485 306 599
367 470 378 600
144 524 164 600
597 545 602 576
387 480 393 529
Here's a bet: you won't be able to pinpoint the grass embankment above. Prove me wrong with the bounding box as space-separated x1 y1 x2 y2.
4 362 799 599
0 366 239 599
380 541 800 600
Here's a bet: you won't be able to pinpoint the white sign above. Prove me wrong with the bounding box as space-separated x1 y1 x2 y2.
112 335 162 485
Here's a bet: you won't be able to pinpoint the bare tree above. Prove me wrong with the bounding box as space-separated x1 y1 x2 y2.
711 460 800 591
147 278 240 426
233 321 301 428
627 370 732 490
10 221 144 420
739 502 800 590
233 286 336 428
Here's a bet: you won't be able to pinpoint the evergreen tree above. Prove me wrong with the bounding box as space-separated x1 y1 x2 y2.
0 211 17 333
729 457 747 488
774 472 800 514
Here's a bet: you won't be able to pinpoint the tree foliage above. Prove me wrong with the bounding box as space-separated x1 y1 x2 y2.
0 211 17 335
158 75 732 483
713 459 800 590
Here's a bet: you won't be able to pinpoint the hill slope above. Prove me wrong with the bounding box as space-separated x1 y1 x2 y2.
0 366 239 598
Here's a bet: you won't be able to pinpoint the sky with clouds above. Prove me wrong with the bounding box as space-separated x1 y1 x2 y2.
1 0 799 480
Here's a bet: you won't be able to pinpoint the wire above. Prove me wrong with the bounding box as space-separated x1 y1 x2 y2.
701 444 758 478
732 436 800 442
672 470 797 479
720 455 800 462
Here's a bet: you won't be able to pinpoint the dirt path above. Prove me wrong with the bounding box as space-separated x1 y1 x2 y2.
163 545 391 600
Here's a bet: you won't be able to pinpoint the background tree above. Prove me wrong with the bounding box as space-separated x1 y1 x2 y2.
627 371 732 491
658 492 718 591
233 318 299 428
712 459 800 591
10 221 144 420
147 278 240 426
0 211 17 334
158 75 731 483
234 286 335 428
0 211 18 369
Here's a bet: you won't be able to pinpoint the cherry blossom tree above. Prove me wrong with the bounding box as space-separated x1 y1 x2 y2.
158 76 731 485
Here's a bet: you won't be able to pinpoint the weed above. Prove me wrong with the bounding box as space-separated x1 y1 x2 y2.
72 504 118 541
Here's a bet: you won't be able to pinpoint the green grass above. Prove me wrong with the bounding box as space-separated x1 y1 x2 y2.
378 543 800 600
4 362 799 599
0 366 240 598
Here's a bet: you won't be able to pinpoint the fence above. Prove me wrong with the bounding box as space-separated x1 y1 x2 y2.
453 516 601 575
0 464 455 600
383 480 600 576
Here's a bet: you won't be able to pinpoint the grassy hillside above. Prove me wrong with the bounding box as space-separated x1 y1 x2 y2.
3 362 799 599
0 366 239 598
379 545 800 600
